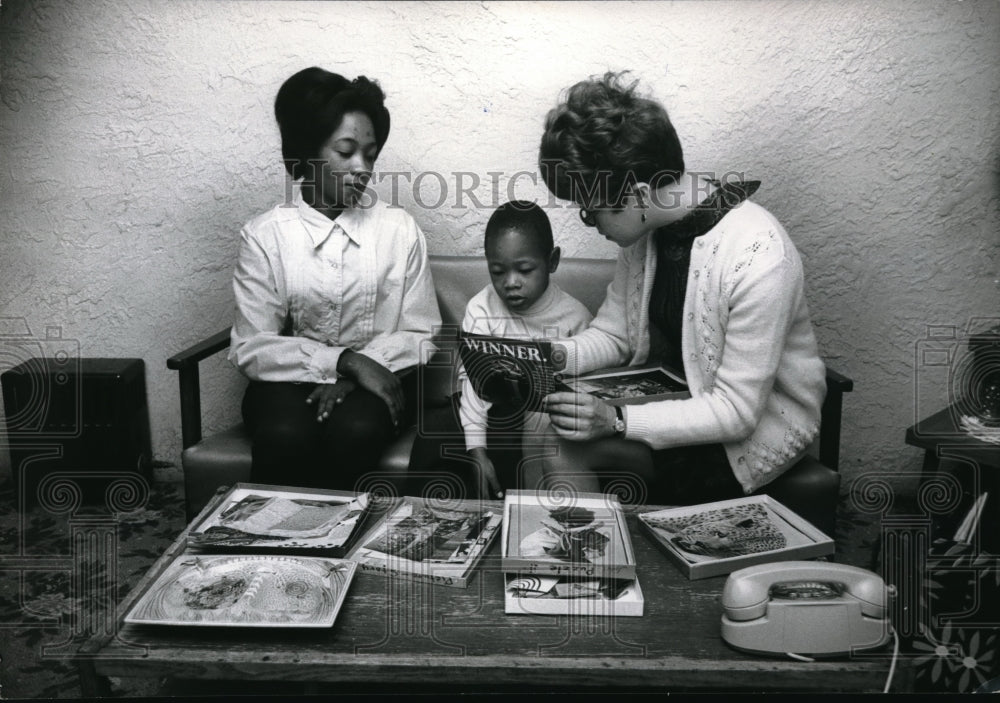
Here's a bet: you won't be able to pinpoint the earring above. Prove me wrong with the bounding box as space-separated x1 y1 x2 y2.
641 212 647 223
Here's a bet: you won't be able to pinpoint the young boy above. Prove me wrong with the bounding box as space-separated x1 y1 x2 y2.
456 200 593 498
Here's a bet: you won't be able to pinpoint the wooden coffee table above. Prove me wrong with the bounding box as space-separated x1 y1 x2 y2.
77 489 911 694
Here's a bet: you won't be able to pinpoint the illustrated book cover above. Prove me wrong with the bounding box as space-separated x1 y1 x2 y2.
504 574 644 617
187 484 372 557
346 497 503 588
501 490 636 580
637 495 834 580
457 332 571 411
566 364 689 405
124 552 357 628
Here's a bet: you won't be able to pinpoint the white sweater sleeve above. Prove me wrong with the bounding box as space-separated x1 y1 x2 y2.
626 244 803 448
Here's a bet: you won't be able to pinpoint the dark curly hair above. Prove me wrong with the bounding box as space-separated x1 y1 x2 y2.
538 71 684 206
274 67 391 180
485 200 554 255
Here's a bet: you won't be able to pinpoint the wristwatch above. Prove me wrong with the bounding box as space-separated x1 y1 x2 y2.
612 405 626 436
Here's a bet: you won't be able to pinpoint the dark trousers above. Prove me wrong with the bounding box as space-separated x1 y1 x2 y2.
408 394 525 499
646 442 744 505
241 373 417 492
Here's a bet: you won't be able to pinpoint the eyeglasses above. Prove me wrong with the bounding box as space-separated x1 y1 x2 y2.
578 207 597 227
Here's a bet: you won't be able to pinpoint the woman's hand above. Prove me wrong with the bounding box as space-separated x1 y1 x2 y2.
469 447 503 499
336 350 405 426
542 391 618 441
306 380 357 422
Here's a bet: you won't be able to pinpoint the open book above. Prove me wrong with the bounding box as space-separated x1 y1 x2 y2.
566 365 689 405
347 497 502 588
458 332 570 411
458 332 688 409
187 484 372 557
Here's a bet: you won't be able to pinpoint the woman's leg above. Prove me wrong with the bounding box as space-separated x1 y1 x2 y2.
531 423 655 496
316 385 405 491
242 381 324 488
530 419 742 505
243 377 414 492
518 413 554 493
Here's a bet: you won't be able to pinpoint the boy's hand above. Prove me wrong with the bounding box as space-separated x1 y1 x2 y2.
337 350 405 426
542 391 617 440
469 447 503 499
306 380 356 422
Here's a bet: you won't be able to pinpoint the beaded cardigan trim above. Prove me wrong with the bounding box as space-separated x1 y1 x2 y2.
617 201 826 493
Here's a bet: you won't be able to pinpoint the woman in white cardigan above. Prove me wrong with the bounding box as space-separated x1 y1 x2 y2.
536 72 827 502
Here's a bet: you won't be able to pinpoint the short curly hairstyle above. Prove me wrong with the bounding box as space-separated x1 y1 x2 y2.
274 67 391 180
538 71 684 206
485 200 554 255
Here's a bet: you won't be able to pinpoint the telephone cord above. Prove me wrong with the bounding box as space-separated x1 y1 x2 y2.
883 626 899 693
782 626 899 693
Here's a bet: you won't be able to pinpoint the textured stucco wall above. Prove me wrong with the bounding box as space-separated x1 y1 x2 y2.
1 0 997 488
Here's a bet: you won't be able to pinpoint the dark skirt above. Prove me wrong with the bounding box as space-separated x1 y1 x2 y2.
241 371 418 491
643 442 744 505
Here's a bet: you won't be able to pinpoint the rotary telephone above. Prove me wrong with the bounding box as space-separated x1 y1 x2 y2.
720 561 894 657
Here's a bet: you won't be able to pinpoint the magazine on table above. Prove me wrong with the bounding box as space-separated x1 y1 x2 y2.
638 495 834 580
124 552 357 628
347 496 502 588
187 484 373 557
504 573 644 617
501 490 636 580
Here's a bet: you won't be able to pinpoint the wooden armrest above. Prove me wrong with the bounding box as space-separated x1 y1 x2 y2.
167 327 232 370
167 330 417 450
819 364 853 472
825 366 854 394
167 327 233 450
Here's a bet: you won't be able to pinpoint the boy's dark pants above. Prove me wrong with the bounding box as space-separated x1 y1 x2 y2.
408 394 525 499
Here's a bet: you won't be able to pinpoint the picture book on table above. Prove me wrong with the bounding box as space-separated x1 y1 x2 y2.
347 497 502 588
187 484 372 557
638 495 834 580
503 573 644 617
124 553 357 628
501 491 636 580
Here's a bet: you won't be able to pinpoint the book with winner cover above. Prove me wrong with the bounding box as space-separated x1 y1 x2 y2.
458 332 571 411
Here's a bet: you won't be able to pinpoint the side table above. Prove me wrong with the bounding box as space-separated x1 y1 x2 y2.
905 404 1000 550
905 404 1000 478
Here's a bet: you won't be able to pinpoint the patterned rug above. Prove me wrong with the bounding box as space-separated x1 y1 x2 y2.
0 475 185 699
0 476 996 697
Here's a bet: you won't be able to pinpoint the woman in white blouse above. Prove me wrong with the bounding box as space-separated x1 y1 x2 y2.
229 67 441 490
